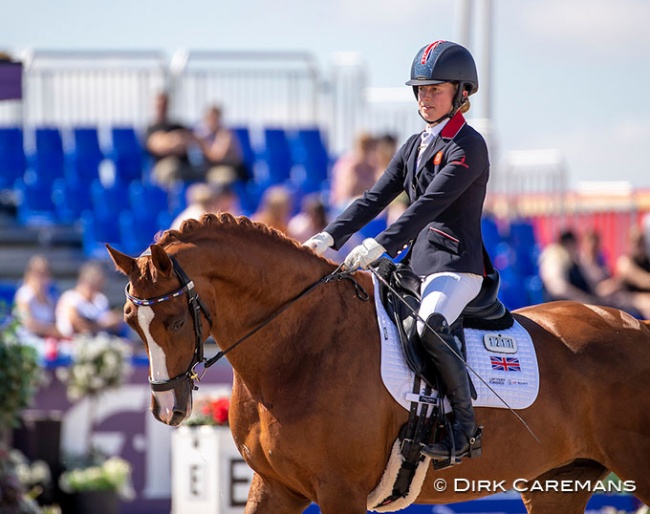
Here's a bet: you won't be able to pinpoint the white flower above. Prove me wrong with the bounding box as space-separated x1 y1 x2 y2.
62 334 133 400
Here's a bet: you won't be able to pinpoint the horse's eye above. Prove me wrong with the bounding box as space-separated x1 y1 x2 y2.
171 319 184 331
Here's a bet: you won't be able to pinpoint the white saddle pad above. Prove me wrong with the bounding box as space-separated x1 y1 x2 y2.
373 276 539 411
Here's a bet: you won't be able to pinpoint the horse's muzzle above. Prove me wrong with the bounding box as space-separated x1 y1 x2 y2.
151 387 192 426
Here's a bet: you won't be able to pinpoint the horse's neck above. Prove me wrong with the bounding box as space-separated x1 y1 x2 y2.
204 235 335 388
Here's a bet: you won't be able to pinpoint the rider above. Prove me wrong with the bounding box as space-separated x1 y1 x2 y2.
304 40 491 462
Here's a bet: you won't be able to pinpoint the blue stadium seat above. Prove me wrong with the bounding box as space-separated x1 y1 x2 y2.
258 128 293 186
27 127 65 185
90 179 130 219
14 178 57 225
128 181 169 220
232 127 257 178
66 126 103 185
0 127 26 189
167 181 190 216
51 178 93 224
289 127 330 193
109 127 144 184
81 211 122 259
358 216 387 239
119 210 160 255
481 215 503 261
0 281 17 307
509 220 540 278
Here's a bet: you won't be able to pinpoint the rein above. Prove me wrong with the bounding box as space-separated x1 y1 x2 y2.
204 264 369 368
125 257 368 392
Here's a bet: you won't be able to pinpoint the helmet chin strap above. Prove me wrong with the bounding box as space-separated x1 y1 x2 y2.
418 108 454 126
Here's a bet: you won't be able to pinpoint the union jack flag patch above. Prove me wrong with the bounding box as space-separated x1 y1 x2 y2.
490 355 521 372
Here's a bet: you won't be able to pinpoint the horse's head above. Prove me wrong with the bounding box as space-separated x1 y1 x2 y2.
107 243 212 426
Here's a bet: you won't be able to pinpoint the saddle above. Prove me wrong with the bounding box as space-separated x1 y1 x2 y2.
375 258 514 393
369 259 516 507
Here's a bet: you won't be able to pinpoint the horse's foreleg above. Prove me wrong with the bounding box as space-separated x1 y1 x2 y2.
244 473 310 514
520 459 608 514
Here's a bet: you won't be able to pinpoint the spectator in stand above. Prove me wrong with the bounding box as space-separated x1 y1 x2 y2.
170 182 240 230
579 229 620 296
614 227 650 318
539 229 644 317
195 104 249 185
14 254 62 340
288 193 362 263
373 133 399 180
329 132 377 213
616 227 650 294
539 229 600 303
287 193 328 243
146 91 203 188
55 261 124 338
252 185 293 235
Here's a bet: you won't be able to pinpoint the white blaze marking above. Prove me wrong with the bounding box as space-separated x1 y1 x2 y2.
137 306 175 418
137 306 169 380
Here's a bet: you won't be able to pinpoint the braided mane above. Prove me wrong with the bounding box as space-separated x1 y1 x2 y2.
154 212 309 254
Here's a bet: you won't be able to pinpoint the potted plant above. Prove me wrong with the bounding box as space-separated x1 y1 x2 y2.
55 332 133 514
0 313 45 514
0 317 41 442
58 456 134 514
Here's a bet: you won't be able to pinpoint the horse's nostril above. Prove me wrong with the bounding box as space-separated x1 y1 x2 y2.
170 409 187 426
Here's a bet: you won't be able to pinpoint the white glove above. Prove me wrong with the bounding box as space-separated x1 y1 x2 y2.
344 238 387 270
303 231 334 255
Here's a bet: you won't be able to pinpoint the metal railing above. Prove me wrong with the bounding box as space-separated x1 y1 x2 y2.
0 48 566 209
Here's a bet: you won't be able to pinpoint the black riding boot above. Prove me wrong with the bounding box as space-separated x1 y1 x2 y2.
419 313 482 462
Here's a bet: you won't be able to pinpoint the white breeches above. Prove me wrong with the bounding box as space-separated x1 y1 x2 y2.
417 272 483 336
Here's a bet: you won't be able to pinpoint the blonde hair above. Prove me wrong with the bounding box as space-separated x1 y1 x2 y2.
459 98 471 114
454 83 472 114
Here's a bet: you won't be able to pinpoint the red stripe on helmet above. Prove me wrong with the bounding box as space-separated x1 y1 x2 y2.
420 40 445 64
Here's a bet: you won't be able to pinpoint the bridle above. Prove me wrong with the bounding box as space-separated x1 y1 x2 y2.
125 255 213 393
125 253 369 393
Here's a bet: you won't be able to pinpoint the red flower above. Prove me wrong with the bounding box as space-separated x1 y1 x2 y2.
209 397 230 425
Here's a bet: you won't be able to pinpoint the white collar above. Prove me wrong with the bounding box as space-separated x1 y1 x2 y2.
422 118 450 139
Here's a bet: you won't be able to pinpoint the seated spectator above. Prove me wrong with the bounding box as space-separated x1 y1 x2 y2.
288 193 329 243
579 229 620 297
146 91 203 188
538 229 601 304
195 104 249 185
289 193 362 263
616 227 650 293
329 132 377 213
374 133 398 180
252 185 293 235
55 262 124 338
170 182 240 230
14 254 62 340
539 229 644 317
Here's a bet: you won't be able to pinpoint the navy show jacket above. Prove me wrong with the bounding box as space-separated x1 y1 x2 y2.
325 111 491 277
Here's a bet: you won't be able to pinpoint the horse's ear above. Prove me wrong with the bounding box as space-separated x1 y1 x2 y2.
149 244 174 277
106 244 135 275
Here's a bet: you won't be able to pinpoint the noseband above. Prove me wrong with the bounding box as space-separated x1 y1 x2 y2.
125 255 213 393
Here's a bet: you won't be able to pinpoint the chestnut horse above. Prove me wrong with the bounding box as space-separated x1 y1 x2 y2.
107 213 650 514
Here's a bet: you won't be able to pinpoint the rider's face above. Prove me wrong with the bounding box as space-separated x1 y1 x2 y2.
417 83 456 124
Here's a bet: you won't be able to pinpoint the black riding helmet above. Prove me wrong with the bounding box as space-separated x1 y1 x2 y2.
406 40 479 112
